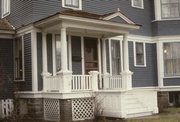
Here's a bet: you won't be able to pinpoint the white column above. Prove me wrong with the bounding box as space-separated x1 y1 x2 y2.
31 29 38 92
57 27 72 93
42 32 51 91
123 33 130 72
60 27 68 72
154 0 161 20
52 34 57 76
121 33 133 90
157 41 164 87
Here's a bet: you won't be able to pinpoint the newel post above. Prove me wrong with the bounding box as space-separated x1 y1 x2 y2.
89 71 99 91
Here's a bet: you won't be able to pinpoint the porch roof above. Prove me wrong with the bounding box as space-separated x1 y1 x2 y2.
0 19 15 35
34 9 140 37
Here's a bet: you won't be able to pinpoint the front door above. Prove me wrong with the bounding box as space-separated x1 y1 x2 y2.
84 37 98 74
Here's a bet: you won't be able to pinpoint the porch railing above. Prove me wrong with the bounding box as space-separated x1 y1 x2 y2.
44 75 63 91
103 75 122 89
72 75 92 91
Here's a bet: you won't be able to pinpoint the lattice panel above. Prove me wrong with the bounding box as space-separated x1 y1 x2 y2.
44 99 60 121
72 98 94 121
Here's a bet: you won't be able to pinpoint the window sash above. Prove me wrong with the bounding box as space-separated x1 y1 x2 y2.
132 0 144 9
161 0 180 18
164 42 180 76
111 40 121 75
135 42 145 66
55 35 61 72
1 0 10 17
14 37 24 81
65 0 79 8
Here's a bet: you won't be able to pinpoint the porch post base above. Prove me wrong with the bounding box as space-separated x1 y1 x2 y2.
89 71 99 91
42 72 52 92
120 71 133 90
57 71 72 93
103 73 110 89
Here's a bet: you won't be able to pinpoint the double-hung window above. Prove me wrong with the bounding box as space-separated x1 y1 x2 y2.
163 42 180 76
111 40 121 75
134 42 146 67
131 0 144 9
62 0 82 10
161 0 180 19
14 37 24 81
1 0 10 18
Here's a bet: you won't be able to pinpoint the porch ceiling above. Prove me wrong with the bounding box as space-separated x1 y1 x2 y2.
34 9 140 37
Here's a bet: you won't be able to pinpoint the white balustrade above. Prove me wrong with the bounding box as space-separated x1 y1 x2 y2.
72 75 92 91
103 75 122 89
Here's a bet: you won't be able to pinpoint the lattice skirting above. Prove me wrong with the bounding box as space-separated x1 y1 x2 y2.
72 98 94 121
0 99 14 118
44 99 60 121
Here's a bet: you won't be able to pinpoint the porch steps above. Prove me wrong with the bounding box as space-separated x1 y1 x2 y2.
124 92 153 118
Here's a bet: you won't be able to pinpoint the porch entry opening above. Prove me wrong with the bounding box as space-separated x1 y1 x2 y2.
84 37 98 74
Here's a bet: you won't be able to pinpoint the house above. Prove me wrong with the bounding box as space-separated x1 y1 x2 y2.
0 0 180 121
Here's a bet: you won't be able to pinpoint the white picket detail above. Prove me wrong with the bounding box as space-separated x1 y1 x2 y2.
72 75 92 91
0 99 14 118
109 76 122 89
45 75 63 92
103 75 122 89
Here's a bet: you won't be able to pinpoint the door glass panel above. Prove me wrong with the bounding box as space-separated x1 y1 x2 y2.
84 37 98 74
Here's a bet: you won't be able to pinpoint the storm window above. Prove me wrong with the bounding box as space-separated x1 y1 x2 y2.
1 0 10 18
131 0 144 9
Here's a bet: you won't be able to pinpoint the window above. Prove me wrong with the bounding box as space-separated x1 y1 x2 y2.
55 35 61 72
111 40 121 75
62 0 82 10
131 0 144 9
1 0 10 18
163 42 180 76
14 37 24 81
161 0 180 18
134 42 146 67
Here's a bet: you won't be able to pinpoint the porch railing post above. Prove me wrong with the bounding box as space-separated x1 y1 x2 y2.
57 26 72 93
121 33 133 90
42 32 51 92
89 71 99 91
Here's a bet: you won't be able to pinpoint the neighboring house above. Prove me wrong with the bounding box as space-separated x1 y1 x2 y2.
0 0 179 121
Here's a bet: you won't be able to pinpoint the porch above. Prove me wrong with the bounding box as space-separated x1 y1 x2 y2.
33 9 139 93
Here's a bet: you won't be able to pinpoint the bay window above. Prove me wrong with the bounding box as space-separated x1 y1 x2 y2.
164 42 180 76
161 0 180 18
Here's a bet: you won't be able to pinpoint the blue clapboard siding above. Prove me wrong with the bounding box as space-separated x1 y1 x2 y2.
129 42 158 87
152 21 180 36
37 33 43 91
164 78 180 86
15 33 32 91
2 0 153 36
71 36 82 74
0 38 14 99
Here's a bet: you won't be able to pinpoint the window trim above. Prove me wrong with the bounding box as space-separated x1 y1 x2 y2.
62 0 82 10
109 39 123 76
14 36 25 82
133 41 146 67
131 0 144 9
1 0 10 18
163 42 180 77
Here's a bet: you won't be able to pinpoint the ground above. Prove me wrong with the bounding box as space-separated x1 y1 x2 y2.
1 107 180 122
